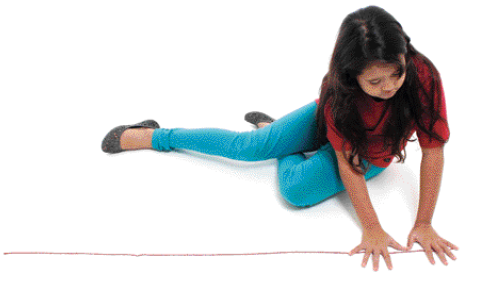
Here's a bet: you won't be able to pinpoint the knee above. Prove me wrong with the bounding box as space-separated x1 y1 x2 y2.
280 183 312 208
279 170 312 208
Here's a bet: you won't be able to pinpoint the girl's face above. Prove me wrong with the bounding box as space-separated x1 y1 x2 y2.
357 54 406 100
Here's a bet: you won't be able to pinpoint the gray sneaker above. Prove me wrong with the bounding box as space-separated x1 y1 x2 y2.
244 112 275 127
101 119 160 154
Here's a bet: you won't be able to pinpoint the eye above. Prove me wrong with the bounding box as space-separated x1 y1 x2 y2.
368 72 402 85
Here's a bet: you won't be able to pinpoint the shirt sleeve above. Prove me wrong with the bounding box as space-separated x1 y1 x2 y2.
415 62 450 148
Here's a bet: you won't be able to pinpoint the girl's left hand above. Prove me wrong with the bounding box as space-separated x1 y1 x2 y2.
407 224 459 265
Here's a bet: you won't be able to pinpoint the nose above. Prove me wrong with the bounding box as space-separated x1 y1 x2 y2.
382 81 398 93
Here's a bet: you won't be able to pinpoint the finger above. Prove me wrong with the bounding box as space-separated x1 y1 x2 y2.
362 249 371 268
431 242 448 266
372 250 380 272
441 243 457 261
389 239 406 252
407 235 417 251
350 245 363 256
443 240 459 251
382 248 393 270
424 245 435 265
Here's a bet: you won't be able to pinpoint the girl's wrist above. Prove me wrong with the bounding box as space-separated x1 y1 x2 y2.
414 221 432 228
362 222 384 234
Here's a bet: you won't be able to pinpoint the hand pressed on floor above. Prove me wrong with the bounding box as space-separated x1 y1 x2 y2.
407 224 458 266
349 228 406 271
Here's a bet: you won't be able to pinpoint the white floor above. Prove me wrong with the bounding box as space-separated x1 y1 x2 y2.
1 1 499 280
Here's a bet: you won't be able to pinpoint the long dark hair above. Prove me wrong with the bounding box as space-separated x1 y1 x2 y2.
316 6 449 175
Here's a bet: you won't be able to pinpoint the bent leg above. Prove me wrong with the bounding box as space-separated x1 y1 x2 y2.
278 144 387 207
151 101 319 162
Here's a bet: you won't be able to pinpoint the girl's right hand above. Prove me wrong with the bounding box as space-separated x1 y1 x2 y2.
349 228 406 271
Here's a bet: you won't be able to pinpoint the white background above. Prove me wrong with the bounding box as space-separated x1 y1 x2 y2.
1 0 498 280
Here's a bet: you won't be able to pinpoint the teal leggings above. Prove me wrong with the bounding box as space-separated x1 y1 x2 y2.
151 101 387 207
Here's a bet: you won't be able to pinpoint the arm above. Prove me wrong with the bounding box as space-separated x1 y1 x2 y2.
335 149 405 271
335 150 382 232
407 145 459 265
415 146 444 226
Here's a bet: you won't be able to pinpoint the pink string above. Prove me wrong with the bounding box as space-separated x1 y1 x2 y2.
4 250 425 257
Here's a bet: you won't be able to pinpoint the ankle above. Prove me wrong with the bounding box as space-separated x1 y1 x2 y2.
257 122 271 128
120 128 154 150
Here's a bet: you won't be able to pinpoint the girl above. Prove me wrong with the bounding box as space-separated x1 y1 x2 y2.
101 6 458 271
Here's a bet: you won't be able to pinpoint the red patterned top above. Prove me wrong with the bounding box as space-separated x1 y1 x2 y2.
317 56 450 168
